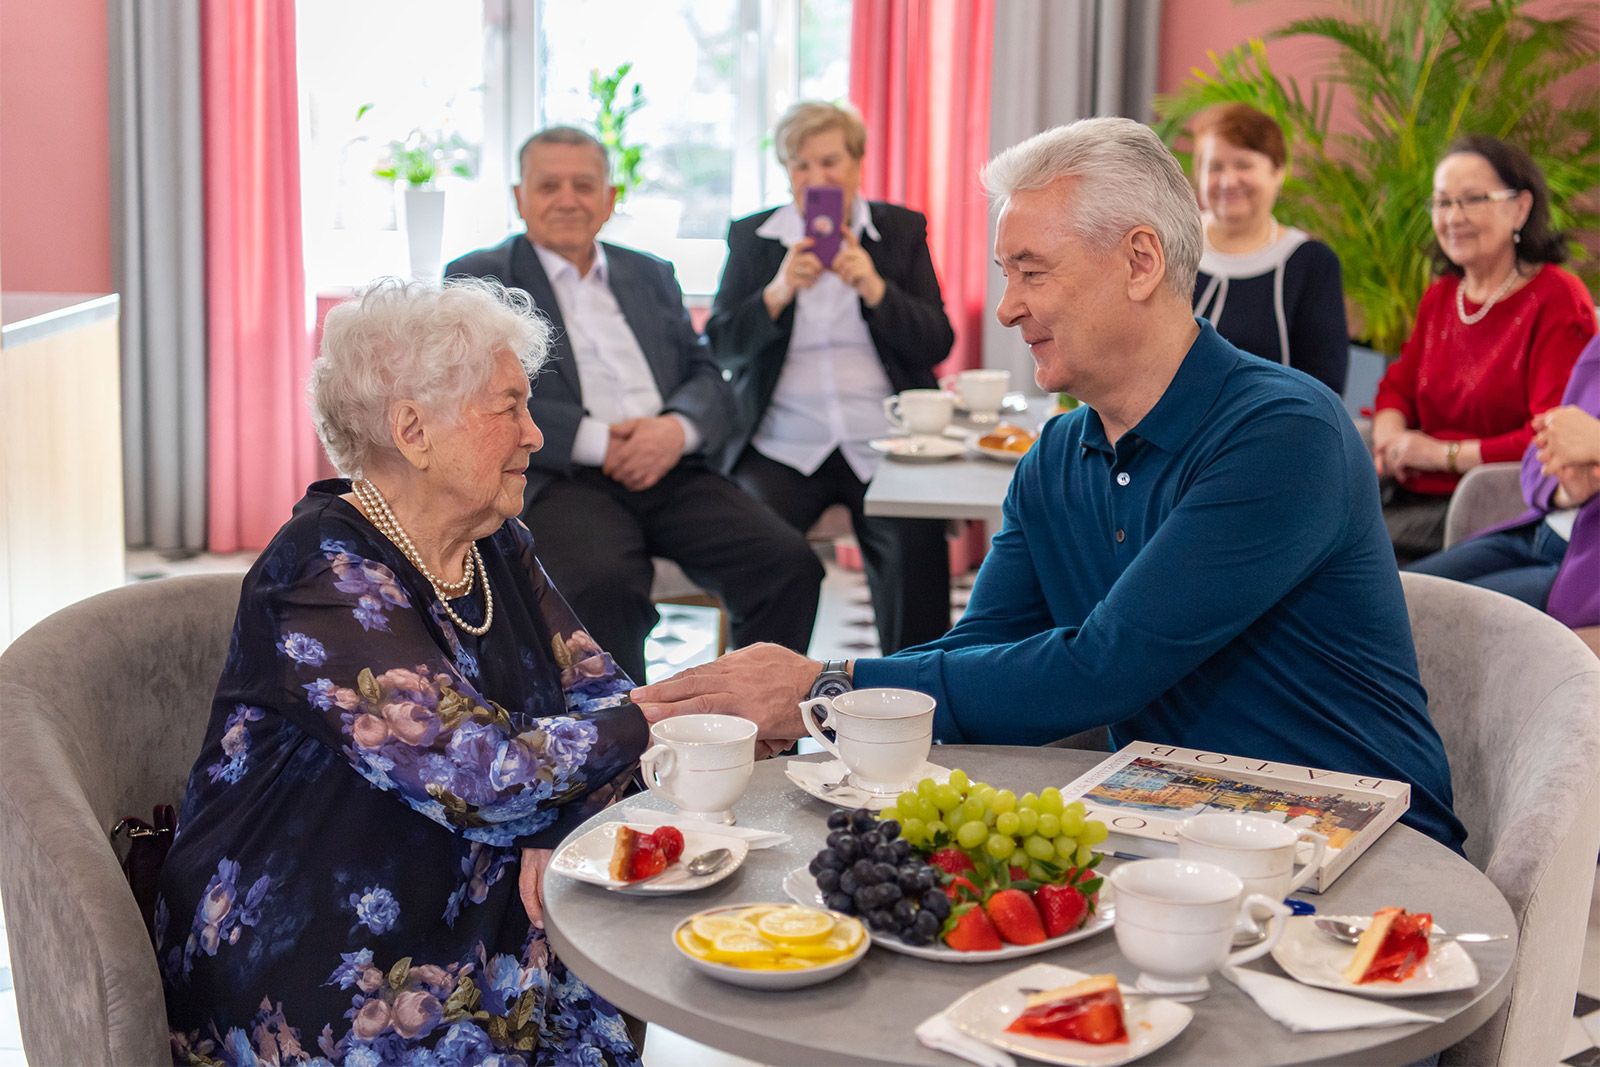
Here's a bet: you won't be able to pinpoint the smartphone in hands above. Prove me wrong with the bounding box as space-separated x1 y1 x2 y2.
803 185 845 269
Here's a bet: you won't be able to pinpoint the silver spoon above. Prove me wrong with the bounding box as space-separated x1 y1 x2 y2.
1313 918 1507 945
628 847 733 887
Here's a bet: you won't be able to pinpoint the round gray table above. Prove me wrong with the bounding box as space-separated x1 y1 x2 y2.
544 747 1515 1066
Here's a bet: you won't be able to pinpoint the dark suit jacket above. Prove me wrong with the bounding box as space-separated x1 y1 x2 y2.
445 235 734 500
706 201 955 473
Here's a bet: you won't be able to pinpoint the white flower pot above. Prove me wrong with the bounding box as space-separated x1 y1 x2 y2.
401 186 447 281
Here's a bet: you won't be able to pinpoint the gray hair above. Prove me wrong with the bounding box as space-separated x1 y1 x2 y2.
309 277 550 476
773 101 868 165
517 126 610 179
982 118 1203 298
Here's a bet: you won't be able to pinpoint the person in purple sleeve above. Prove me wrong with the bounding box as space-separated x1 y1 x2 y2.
1409 335 1600 629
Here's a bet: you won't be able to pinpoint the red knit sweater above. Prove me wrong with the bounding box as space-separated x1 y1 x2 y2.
1374 264 1596 496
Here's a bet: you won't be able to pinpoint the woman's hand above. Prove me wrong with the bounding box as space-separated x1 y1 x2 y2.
1369 410 1408 478
1535 406 1600 473
831 229 887 307
763 237 824 319
520 847 553 929
1552 462 1600 509
1381 431 1445 482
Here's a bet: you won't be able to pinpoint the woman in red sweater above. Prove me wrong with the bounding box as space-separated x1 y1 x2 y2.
1372 135 1595 562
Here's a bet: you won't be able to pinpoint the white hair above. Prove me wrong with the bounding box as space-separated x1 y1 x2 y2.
308 277 551 476
982 117 1203 298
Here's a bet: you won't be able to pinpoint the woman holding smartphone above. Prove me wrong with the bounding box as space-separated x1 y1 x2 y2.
708 101 956 654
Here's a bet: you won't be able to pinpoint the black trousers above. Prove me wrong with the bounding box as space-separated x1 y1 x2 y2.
523 461 823 685
732 447 951 654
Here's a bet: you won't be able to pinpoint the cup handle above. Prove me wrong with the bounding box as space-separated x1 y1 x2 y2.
799 697 842 760
1285 830 1328 895
881 396 904 433
639 744 676 796
1227 894 1291 967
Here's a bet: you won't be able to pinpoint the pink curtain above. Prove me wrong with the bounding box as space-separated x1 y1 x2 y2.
204 0 317 552
851 0 994 571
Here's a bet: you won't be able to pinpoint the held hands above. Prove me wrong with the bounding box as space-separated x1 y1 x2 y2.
603 415 685 491
1552 462 1600 509
1534 406 1600 474
630 643 818 742
831 229 887 307
763 237 824 317
520 847 554 929
1378 431 1452 483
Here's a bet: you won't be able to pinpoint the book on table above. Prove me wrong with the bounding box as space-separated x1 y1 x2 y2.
1060 740 1410 893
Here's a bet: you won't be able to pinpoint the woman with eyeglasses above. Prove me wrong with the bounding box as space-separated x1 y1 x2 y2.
1371 135 1595 562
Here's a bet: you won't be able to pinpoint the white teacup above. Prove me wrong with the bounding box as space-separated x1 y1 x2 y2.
940 369 1011 422
882 389 954 437
1109 858 1290 999
1177 813 1328 902
639 714 757 825
799 688 934 794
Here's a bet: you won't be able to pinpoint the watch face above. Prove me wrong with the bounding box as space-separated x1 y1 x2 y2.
812 677 852 700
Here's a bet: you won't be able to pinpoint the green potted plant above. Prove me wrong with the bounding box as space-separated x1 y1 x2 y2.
589 63 646 205
1155 0 1598 357
366 107 480 280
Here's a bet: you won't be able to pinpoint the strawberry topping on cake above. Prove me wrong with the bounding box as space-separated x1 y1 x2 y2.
608 825 685 882
1005 974 1128 1044
1342 907 1433 984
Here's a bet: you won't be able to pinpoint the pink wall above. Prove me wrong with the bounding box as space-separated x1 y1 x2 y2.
0 0 113 293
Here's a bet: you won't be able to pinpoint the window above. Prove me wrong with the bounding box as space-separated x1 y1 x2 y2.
297 0 851 297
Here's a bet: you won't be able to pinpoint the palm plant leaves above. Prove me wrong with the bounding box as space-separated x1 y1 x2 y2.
1155 0 1598 355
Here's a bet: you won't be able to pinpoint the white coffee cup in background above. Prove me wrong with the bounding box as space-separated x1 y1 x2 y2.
940 369 1011 422
882 389 955 437
1109 857 1291 1000
639 714 757 825
1177 813 1328 902
799 688 935 794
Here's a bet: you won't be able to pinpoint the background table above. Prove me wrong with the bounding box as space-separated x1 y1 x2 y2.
545 747 1515 1066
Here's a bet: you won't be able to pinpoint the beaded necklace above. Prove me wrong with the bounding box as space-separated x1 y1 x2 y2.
352 479 493 637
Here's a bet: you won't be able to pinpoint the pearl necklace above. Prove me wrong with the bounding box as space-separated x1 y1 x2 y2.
352 479 493 637
1455 267 1521 326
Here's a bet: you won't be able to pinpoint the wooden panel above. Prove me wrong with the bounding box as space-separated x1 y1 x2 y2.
1 315 125 645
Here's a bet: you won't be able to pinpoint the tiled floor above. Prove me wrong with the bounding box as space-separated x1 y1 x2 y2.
0 549 1593 1066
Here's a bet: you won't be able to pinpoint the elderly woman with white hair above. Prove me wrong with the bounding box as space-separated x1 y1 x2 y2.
157 278 648 1066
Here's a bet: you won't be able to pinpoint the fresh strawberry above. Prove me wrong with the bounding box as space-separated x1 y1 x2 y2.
650 826 685 864
1009 865 1030 882
942 903 1003 951
1033 883 1089 938
628 836 666 881
1063 864 1104 909
929 847 976 876
984 888 1047 945
944 874 982 902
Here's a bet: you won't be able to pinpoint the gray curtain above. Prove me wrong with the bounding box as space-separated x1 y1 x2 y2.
111 0 207 551
982 0 1162 385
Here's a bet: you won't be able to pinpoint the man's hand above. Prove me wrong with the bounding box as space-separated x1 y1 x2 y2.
763 237 823 319
831 229 887 307
520 847 553 929
1535 405 1600 474
630 643 820 741
603 415 686 491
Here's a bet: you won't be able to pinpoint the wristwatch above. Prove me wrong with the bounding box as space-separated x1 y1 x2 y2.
808 659 853 700
1445 440 1461 474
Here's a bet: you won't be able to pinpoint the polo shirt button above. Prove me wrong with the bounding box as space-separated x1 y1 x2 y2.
1115 528 1125 543
1116 472 1130 486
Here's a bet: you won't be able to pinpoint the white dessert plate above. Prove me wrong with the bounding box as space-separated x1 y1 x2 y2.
783 758 951 811
549 821 748 894
783 866 1114 962
944 960 1192 1066
671 904 869 990
1270 914 1480 997
970 438 1033 463
868 435 966 462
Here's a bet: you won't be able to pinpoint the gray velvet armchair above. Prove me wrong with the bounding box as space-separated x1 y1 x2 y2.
1400 574 1600 1066
0 574 241 1066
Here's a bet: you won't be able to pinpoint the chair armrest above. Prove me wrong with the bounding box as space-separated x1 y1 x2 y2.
1443 463 1525 548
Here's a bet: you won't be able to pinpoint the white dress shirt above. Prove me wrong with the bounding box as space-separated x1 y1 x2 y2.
533 242 701 467
750 199 893 482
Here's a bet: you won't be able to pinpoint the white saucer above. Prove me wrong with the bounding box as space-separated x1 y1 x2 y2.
783 758 951 810
943 961 1193 1066
784 866 1114 962
549 821 748 894
1269 914 1480 997
868 435 966 462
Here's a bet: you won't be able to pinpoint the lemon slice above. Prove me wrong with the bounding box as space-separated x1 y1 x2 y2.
757 906 836 945
706 931 782 966
690 914 759 942
781 917 865 959
735 904 784 927
674 926 715 960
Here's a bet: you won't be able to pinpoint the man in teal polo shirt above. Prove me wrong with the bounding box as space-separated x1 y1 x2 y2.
631 118 1465 851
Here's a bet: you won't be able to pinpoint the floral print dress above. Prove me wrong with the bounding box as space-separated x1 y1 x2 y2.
158 481 649 1067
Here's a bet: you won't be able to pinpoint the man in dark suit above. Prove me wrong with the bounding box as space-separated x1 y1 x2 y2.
446 126 822 684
